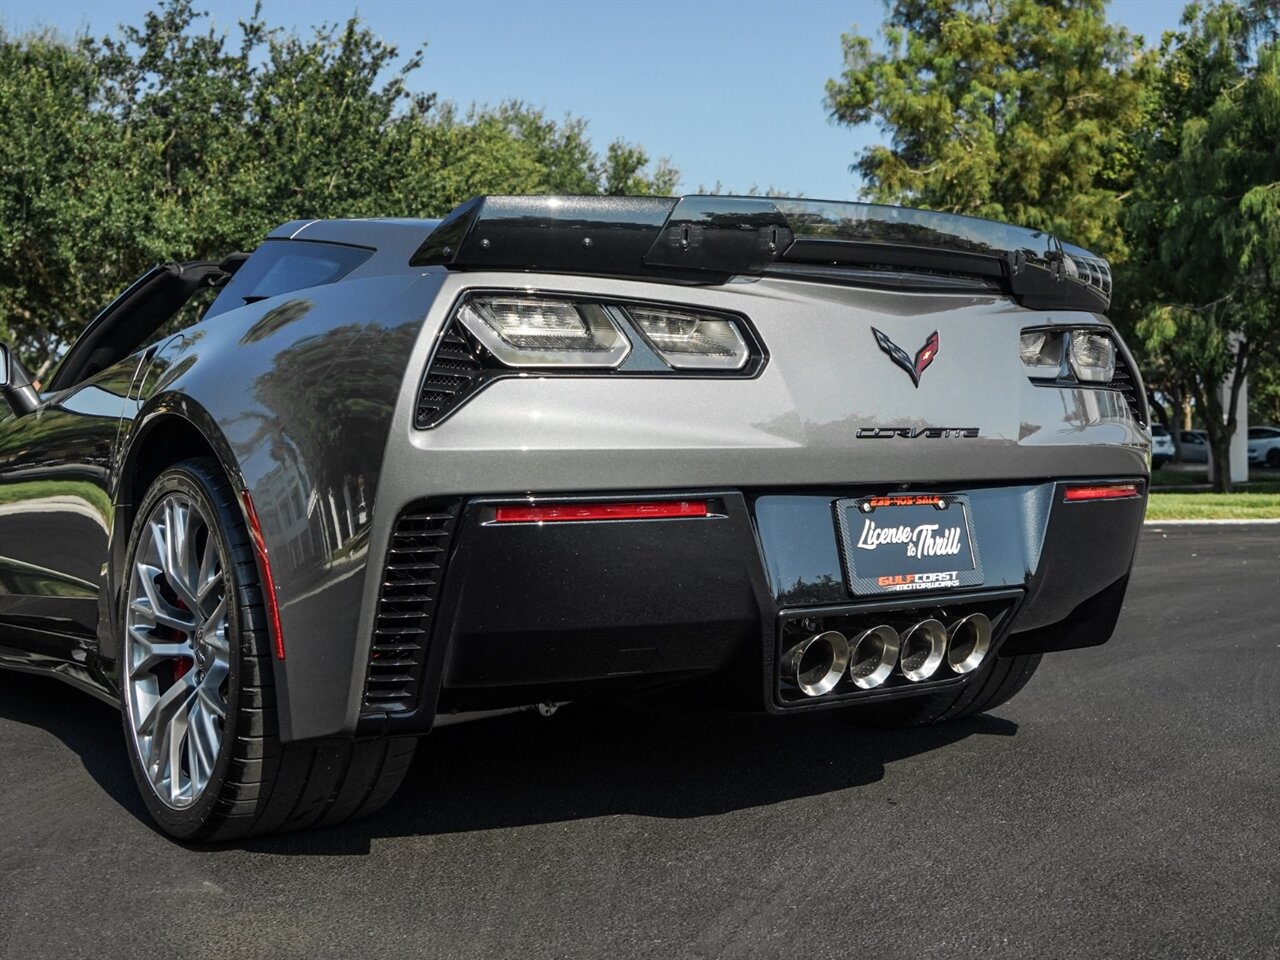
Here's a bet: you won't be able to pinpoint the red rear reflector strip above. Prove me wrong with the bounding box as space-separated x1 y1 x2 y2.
1063 483 1141 502
241 490 286 660
494 500 709 523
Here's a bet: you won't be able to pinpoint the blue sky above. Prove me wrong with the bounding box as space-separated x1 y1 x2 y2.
1 0 1189 200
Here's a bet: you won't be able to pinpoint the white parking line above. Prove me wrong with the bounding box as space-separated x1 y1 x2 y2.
1145 518 1280 525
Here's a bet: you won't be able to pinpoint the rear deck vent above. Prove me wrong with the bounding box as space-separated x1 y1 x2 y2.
415 323 489 428
362 499 461 715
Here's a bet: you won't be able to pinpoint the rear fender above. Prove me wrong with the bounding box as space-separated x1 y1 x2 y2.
106 270 446 740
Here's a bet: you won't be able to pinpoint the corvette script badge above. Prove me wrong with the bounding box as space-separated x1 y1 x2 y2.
871 327 939 387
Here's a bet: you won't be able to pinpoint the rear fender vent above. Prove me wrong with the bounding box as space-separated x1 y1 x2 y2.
415 323 493 428
362 499 461 715
1110 349 1148 427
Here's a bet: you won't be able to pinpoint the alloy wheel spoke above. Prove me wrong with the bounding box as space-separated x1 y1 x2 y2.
138 671 197 740
129 598 195 634
133 563 195 633
203 595 229 650
185 701 212 789
127 628 192 679
196 674 228 720
162 499 201 612
149 705 174 782
190 697 222 775
167 699 191 805
195 536 222 611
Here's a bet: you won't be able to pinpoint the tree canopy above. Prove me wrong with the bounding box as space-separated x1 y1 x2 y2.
1125 1 1279 488
0 0 678 365
825 0 1150 258
828 0 1280 490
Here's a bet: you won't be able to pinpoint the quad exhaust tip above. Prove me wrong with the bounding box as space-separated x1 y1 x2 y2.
784 612 994 698
848 624 900 689
783 630 850 697
898 619 947 682
946 612 992 675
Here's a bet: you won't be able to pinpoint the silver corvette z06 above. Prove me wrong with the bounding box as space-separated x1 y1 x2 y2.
0 196 1148 840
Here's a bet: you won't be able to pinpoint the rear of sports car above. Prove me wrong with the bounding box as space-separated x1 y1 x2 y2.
336 196 1148 740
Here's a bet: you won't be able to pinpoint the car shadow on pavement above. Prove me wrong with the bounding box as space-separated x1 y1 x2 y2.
0 671 152 826
0 673 1017 854
237 703 1017 856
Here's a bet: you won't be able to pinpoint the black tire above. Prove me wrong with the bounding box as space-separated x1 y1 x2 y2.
838 652 1042 728
119 458 416 841
1267 448 1280 468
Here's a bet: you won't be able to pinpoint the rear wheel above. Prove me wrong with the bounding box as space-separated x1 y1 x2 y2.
120 458 416 840
839 652 1041 728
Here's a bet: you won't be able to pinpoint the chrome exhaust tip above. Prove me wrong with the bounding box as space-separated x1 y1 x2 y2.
946 612 992 674
899 619 947 682
782 631 850 697
848 625 900 689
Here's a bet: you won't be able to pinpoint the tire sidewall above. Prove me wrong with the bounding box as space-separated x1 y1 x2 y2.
118 461 245 839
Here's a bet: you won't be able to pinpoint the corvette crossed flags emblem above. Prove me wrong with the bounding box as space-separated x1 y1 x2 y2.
871 327 940 388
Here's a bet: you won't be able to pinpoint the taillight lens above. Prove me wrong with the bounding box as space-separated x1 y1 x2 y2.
1063 482 1141 502
1019 329 1066 378
626 306 750 370
1067 330 1117 382
1021 327 1118 383
457 296 630 367
494 500 709 522
450 293 761 374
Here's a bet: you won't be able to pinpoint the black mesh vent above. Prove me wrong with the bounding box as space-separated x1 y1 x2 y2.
415 323 489 428
1110 350 1147 426
362 500 460 715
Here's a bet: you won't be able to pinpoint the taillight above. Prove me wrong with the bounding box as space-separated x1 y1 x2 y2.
1063 483 1142 502
493 500 709 523
1020 327 1118 383
1066 331 1117 382
416 294 765 428
450 293 761 373
625 306 750 370
457 297 630 368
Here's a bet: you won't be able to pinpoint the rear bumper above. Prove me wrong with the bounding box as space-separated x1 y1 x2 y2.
352 478 1146 736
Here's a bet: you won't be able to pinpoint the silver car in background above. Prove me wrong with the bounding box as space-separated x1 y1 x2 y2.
1151 424 1175 468
1179 429 1209 463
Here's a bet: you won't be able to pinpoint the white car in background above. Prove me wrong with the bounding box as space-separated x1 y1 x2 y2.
1178 429 1209 463
1247 426 1280 468
1151 424 1175 468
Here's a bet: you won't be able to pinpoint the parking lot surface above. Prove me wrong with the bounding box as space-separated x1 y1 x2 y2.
1 525 1277 960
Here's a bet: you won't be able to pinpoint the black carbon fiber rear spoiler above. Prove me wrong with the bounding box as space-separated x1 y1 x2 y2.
410 195 1111 312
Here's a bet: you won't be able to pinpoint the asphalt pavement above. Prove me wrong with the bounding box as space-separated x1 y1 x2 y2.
1 525 1277 960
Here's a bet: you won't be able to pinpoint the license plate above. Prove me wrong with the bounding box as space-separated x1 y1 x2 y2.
835 493 984 595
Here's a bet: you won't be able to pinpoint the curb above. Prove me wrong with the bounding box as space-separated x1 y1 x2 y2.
1144 518 1280 525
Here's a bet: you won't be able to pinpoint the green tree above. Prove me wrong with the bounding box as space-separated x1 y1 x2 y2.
0 30 128 363
601 140 679 196
0 0 679 370
825 0 1150 257
1248 361 1280 425
1126 1 1280 490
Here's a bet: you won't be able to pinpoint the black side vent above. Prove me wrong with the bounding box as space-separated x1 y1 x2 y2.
415 323 490 428
362 500 461 715
1110 351 1147 426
